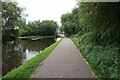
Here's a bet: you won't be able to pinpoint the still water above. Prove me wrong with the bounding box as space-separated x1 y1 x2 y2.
1 38 57 77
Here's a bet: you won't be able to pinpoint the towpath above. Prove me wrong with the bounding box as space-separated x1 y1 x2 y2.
31 38 94 78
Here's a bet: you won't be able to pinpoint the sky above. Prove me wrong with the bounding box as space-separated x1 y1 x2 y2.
16 0 77 26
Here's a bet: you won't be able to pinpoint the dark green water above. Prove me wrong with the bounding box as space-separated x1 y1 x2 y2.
1 38 57 77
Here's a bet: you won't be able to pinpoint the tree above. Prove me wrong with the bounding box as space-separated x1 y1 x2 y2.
37 20 58 36
61 2 120 45
19 20 58 37
61 13 74 36
2 2 24 41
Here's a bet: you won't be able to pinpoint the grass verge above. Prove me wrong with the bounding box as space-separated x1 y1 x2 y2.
71 34 119 78
1 39 63 80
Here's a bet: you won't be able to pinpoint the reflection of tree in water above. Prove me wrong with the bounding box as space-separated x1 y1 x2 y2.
2 41 26 76
2 38 55 76
19 38 55 51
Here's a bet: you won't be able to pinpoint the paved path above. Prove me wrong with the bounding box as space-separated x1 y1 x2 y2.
31 38 94 78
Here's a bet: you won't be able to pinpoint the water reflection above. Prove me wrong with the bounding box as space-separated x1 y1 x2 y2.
2 38 55 76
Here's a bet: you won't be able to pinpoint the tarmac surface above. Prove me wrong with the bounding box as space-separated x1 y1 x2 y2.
31 38 94 78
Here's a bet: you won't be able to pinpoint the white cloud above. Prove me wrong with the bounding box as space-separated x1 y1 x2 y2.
16 0 77 26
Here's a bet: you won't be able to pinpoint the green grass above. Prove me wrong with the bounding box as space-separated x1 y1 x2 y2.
1 39 63 80
71 34 119 78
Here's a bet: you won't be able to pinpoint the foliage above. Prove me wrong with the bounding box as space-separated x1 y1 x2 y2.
19 20 58 37
61 8 80 37
61 2 120 78
2 2 25 41
1 39 62 80
61 2 120 45
78 2 119 45
71 34 119 78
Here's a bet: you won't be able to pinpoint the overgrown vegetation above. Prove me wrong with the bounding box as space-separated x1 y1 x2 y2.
61 2 119 78
61 2 119 45
1 39 62 80
71 34 119 78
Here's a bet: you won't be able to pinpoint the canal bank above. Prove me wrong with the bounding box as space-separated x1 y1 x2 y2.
1 38 62 79
2 37 56 76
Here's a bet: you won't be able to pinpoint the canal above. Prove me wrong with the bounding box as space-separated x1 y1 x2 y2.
1 37 60 77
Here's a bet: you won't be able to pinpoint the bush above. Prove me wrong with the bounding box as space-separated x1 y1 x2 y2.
71 34 119 78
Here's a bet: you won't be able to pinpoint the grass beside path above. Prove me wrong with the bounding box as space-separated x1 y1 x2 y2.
1 39 63 80
71 34 119 78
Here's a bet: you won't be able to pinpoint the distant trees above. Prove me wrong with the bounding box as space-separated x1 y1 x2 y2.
61 2 120 45
19 20 58 37
2 2 58 41
2 2 25 41
61 8 80 37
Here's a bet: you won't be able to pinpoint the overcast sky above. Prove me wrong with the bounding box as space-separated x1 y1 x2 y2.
16 0 77 25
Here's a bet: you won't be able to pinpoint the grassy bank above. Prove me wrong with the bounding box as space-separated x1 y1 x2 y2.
1 39 62 80
71 34 119 78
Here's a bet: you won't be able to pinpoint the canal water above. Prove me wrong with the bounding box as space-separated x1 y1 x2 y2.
1 38 60 77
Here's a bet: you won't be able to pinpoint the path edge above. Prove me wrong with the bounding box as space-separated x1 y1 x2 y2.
70 38 97 78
